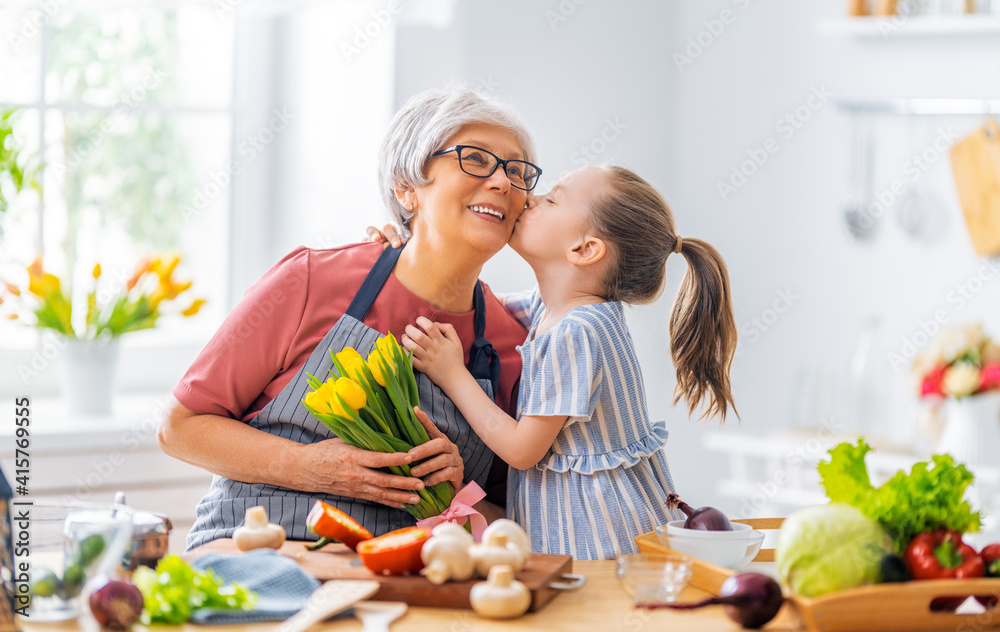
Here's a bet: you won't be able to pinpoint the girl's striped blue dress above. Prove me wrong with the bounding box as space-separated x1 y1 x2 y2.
504 288 682 560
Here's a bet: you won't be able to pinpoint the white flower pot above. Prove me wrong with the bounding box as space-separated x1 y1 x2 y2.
936 392 1000 467
59 337 120 416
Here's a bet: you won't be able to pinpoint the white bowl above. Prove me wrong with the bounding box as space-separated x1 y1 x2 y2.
654 521 764 570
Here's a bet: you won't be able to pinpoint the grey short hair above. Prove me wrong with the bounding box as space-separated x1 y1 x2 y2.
377 87 537 238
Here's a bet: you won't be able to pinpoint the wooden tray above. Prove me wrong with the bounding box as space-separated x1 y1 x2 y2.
637 519 1000 632
188 539 579 612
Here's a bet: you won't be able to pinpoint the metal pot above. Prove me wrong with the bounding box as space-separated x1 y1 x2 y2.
114 492 172 570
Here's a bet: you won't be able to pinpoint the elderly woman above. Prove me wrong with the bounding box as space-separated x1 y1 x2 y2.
159 88 541 549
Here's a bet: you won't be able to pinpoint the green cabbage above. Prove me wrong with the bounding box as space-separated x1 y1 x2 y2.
776 504 894 597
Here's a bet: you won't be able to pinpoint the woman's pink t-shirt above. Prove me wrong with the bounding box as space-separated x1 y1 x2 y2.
173 242 526 421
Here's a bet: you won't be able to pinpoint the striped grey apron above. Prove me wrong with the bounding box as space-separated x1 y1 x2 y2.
186 244 501 550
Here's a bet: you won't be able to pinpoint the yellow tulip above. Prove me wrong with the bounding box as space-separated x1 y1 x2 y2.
375 334 397 358
26 259 61 298
155 253 181 280
127 257 152 290
367 351 390 387
181 298 206 317
173 279 193 296
92 263 102 279
334 377 366 411
306 378 342 417
336 347 366 381
26 258 55 297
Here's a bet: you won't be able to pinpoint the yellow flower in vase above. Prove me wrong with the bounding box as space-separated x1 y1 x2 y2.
181 298 207 317
26 259 62 298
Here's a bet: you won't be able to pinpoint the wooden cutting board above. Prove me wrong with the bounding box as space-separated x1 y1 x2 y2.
187 539 575 612
951 118 1000 257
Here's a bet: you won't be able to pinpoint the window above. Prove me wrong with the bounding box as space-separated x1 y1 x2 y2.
0 3 235 394
0 1 401 401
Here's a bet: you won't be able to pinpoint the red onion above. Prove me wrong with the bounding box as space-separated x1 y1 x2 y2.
89 578 144 630
646 573 784 629
666 493 733 531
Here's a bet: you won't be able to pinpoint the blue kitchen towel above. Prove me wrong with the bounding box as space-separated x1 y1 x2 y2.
189 549 323 624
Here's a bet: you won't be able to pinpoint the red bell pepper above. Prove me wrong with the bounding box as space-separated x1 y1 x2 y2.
904 530 985 580
356 526 430 575
305 500 373 551
983 543 1000 578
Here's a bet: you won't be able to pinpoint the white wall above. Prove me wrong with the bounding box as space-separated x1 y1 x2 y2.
394 0 1000 516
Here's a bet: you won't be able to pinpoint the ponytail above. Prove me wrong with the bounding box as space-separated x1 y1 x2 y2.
591 166 738 422
669 238 738 422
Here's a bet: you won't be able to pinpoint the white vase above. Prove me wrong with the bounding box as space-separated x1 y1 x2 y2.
59 337 121 416
936 392 1000 467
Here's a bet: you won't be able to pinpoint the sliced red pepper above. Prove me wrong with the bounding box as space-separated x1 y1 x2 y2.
356 526 430 576
904 530 985 580
305 500 373 551
983 543 1000 578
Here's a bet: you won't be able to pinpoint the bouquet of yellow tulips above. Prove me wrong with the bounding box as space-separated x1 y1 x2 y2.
1 253 205 339
302 334 457 521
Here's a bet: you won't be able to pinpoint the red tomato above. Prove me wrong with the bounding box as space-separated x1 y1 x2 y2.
356 527 431 575
306 501 372 551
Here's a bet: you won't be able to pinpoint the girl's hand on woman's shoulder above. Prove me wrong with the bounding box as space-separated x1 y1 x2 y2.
365 223 404 248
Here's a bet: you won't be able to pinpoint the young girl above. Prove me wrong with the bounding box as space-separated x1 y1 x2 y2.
400 165 738 560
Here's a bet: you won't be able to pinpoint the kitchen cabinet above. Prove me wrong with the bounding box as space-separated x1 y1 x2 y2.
1 394 213 553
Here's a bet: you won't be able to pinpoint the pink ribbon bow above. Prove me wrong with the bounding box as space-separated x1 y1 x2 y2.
416 481 488 541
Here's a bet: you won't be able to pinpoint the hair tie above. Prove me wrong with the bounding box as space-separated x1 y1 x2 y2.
673 235 683 254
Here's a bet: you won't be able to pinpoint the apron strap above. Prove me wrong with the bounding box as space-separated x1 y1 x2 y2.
469 282 502 395
346 243 501 394
345 244 404 321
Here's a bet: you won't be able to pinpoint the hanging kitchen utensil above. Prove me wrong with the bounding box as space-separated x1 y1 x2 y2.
950 117 1000 257
843 116 878 241
896 118 950 243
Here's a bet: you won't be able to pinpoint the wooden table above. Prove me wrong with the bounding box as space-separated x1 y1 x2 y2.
20 560 801 631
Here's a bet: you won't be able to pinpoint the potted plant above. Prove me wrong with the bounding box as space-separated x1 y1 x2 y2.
913 322 1000 466
1 254 205 415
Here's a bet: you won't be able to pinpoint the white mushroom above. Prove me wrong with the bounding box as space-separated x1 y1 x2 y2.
470 565 531 619
481 519 531 557
233 506 286 551
420 534 475 585
431 522 476 546
470 532 525 578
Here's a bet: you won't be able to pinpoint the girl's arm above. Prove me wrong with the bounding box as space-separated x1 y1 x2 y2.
403 317 565 470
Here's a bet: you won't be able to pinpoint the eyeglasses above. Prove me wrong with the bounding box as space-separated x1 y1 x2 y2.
432 145 542 192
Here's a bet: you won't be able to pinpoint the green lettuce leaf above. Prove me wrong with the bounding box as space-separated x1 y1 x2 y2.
818 439 981 552
132 555 257 625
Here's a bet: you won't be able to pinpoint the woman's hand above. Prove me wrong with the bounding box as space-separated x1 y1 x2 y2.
403 316 467 389
407 406 465 491
365 224 404 248
296 438 427 509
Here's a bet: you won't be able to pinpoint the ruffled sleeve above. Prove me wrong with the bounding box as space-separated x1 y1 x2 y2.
540 422 669 475
520 316 603 419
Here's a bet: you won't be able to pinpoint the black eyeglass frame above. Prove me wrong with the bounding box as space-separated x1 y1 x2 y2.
431 145 543 192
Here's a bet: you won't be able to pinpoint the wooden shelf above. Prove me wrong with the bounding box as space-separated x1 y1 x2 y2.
819 14 1000 38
